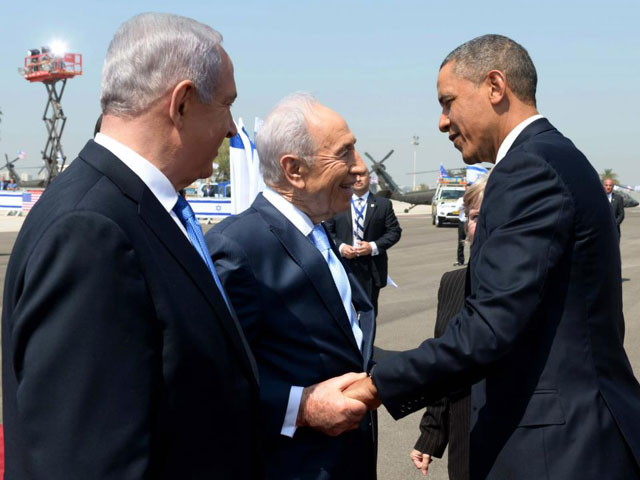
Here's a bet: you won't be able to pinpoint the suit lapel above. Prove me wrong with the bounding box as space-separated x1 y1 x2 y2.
80 141 259 385
363 192 377 234
347 207 354 245
253 196 362 357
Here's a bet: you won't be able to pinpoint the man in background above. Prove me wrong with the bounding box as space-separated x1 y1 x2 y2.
453 185 467 266
2 13 260 479
326 166 402 319
604 177 625 237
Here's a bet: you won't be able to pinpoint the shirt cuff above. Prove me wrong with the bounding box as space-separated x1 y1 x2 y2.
370 242 379 256
280 385 304 438
338 243 348 256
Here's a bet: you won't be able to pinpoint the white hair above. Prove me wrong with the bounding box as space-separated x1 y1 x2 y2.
256 92 319 187
100 12 223 117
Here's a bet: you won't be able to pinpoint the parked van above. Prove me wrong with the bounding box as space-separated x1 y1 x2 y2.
431 183 466 227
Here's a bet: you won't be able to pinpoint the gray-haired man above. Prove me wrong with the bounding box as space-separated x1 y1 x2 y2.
2 13 261 479
206 93 377 479
346 34 640 479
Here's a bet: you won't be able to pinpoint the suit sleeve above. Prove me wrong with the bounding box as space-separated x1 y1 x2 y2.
207 232 292 437
373 154 574 419
370 200 401 252
10 212 158 479
414 398 449 457
615 195 625 226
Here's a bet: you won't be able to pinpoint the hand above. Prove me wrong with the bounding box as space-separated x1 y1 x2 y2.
410 450 432 476
355 241 373 256
343 376 381 409
340 245 358 259
296 372 368 436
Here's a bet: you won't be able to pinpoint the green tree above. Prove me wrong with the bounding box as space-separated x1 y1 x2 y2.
600 168 619 184
213 138 230 181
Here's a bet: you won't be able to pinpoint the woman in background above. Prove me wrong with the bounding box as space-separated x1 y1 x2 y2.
410 174 488 479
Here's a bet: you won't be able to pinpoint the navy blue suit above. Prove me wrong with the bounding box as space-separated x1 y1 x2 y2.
2 141 261 479
206 193 376 480
372 119 640 479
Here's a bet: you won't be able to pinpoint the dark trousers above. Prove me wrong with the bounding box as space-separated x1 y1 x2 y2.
457 221 466 264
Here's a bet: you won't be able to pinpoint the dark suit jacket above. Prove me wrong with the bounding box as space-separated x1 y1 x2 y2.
2 140 261 480
206 193 377 480
415 268 470 480
611 191 625 233
373 119 640 479
325 192 401 288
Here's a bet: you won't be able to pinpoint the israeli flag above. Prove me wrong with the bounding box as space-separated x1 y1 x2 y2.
466 165 489 185
229 118 265 214
439 164 449 180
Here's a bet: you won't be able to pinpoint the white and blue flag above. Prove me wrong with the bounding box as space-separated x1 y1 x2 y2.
466 165 489 185
229 118 265 214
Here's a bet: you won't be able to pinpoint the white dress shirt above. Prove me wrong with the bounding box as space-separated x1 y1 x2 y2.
94 133 187 238
262 188 362 438
338 191 379 256
456 196 467 222
495 114 544 164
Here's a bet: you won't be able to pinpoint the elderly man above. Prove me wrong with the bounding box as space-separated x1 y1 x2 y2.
206 93 376 479
346 34 640 478
2 13 260 479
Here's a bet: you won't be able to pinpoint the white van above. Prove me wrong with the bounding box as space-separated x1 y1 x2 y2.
431 183 466 227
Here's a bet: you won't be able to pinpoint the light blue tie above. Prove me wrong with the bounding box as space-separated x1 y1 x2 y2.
173 196 233 313
309 224 363 350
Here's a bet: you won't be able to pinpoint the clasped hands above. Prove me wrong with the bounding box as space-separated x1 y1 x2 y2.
341 241 372 259
296 372 381 436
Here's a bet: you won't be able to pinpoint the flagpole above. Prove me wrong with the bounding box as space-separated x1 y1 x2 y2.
411 135 419 191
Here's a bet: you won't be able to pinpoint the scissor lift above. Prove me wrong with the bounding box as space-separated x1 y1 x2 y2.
23 48 82 186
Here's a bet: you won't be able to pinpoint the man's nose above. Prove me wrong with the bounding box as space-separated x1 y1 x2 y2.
439 113 450 133
226 113 238 138
351 151 367 175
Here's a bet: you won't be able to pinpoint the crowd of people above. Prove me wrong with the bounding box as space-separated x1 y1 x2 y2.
2 12 640 480
0 178 18 190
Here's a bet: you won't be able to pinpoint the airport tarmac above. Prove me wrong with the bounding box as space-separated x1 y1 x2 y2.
0 204 638 479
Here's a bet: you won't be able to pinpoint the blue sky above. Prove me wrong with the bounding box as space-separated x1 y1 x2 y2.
1 0 639 187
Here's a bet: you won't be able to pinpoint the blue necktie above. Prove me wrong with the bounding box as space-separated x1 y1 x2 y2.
309 224 363 350
353 197 365 242
173 196 233 313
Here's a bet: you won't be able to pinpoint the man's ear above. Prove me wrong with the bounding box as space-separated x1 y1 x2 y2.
280 155 307 190
169 80 196 128
486 70 507 106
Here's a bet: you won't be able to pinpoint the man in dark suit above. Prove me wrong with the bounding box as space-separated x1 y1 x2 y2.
346 34 640 479
604 177 625 237
325 167 402 318
2 13 261 479
206 93 377 479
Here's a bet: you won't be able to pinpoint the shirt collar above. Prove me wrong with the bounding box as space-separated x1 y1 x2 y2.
95 133 179 213
262 187 315 236
352 191 370 203
495 114 544 164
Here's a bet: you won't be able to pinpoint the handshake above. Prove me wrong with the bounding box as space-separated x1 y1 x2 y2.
296 372 382 437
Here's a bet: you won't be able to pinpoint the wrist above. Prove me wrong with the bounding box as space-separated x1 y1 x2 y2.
296 386 311 427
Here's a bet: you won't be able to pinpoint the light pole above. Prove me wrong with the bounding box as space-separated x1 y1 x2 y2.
411 135 420 191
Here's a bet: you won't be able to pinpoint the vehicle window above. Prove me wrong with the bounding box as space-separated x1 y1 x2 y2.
441 190 464 200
